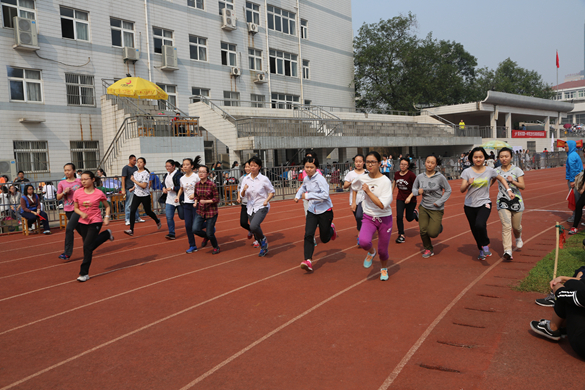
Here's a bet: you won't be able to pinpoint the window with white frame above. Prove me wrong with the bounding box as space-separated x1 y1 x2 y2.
157 84 177 110
153 27 173 54
70 141 99 171
218 0 233 14
189 35 207 61
13 141 49 173
579 90 585 98
269 49 297 77
251 94 265 108
248 48 262 70
565 91 575 99
271 93 299 109
221 42 237 66
191 87 209 102
223 91 240 106
110 18 134 48
187 0 204 9
302 60 310 79
8 67 42 102
65 73 95 106
2 0 35 28
60 6 89 41
267 5 295 35
246 2 260 24
300 19 308 39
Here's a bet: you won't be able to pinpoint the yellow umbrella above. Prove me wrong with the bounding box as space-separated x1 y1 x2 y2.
480 140 511 150
106 77 168 100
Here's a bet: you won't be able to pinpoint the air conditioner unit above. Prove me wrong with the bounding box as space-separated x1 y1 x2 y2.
161 45 178 71
230 67 241 77
254 72 267 83
0 160 17 181
221 9 237 30
123 47 140 62
247 23 259 34
13 16 39 51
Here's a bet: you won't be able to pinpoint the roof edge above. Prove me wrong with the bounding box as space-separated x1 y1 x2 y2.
481 91 574 112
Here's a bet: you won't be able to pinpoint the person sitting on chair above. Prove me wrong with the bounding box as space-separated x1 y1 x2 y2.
19 184 51 234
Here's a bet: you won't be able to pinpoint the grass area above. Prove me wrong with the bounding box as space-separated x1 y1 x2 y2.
516 231 585 293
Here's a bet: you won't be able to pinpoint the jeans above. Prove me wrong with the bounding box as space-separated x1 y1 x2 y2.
464 203 492 250
20 210 50 231
304 210 334 260
183 203 197 248
165 203 184 235
124 190 140 222
77 222 111 276
193 213 219 248
64 211 81 256
248 207 269 242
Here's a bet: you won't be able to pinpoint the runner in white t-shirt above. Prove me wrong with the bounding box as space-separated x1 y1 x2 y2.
162 159 184 240
343 154 366 246
175 157 202 253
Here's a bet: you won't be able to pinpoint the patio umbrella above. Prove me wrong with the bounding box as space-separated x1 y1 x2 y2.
106 77 168 100
480 140 512 150
564 123 572 129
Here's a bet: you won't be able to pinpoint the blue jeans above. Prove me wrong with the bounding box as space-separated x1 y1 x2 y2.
165 203 184 235
124 191 140 222
183 203 197 248
193 213 219 248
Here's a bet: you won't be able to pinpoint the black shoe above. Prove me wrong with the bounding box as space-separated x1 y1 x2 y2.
395 235 405 244
413 209 419 222
535 292 555 307
165 234 176 240
201 238 209 248
530 319 561 341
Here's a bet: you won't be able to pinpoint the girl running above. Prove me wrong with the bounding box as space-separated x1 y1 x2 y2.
240 156 275 257
343 154 366 243
73 171 114 282
162 159 184 240
460 147 515 260
20 184 51 234
296 154 338 272
237 161 257 246
57 163 82 259
175 156 202 253
192 165 221 254
357 151 393 281
124 157 161 236
412 156 452 258
394 157 418 244
494 147 525 260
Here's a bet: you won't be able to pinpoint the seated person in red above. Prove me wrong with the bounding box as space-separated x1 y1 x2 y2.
19 184 51 234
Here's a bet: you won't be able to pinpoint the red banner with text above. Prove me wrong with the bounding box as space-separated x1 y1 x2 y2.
512 130 546 138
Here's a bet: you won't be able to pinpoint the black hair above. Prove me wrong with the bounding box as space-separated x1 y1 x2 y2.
248 156 263 168
183 156 202 169
129 154 136 159
198 165 210 174
18 170 24 175
244 160 250 166
468 147 489 162
366 151 382 163
23 184 34 195
46 181 53 186
302 155 320 168
1 186 8 194
64 163 76 171
97 168 107 176
231 161 239 168
399 157 410 164
497 147 513 158
81 170 99 188
425 155 442 166
77 169 83 173
353 153 365 162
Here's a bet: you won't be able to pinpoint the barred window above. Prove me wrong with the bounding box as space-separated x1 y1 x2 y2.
70 141 99 171
13 140 49 173
251 94 265 108
66 73 95 106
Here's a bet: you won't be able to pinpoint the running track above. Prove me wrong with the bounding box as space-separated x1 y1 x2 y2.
1 167 583 389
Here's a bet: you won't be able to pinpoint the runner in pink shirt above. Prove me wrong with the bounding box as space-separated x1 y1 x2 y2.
56 163 82 260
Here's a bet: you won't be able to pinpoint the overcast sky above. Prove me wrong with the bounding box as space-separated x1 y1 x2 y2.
351 0 585 86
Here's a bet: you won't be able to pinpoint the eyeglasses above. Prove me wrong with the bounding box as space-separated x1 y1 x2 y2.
365 161 378 165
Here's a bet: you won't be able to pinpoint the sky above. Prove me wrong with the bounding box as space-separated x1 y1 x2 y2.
351 0 585 86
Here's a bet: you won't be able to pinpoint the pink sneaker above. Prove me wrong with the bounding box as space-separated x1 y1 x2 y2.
252 240 260 248
300 260 313 272
330 223 337 241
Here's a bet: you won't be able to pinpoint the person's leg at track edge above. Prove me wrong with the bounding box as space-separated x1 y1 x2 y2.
376 215 393 281
395 199 406 243
418 206 434 257
183 204 197 252
249 207 269 256
126 194 141 235
570 192 585 234
138 195 161 228
165 203 176 239
62 211 81 258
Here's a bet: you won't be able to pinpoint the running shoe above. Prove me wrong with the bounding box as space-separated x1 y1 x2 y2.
330 223 337 241
300 260 313 272
314 237 317 247
252 240 260 248
212 247 221 255
357 237 360 247
77 275 90 282
247 231 253 240
413 209 419 222
124 230 133 236
395 235 405 244
259 238 269 257
482 246 492 257
478 250 486 260
569 227 578 235
137 218 146 223
42 230 51 235
567 217 575 223
186 246 198 253
422 249 434 258
58 253 70 260
535 292 555 307
107 229 114 242
380 268 389 281
157 221 162 230
515 237 524 249
503 250 513 261
165 234 176 240
363 249 376 268
201 238 209 248
530 319 561 341
125 220 130 226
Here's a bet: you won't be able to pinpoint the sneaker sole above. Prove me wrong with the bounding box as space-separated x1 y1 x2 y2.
530 322 560 341
535 300 555 307
422 253 434 258
300 263 313 272
503 253 513 261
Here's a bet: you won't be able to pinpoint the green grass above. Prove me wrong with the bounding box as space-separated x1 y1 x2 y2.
516 232 585 293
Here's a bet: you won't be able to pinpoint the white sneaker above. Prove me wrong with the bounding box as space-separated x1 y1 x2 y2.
516 237 524 249
42 230 51 235
77 275 90 282
125 220 130 226
107 229 114 242
137 219 146 223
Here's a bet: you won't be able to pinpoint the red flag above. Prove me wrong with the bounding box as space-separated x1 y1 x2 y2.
557 139 567 148
577 140 584 149
568 189 576 211
559 229 566 249
556 51 560 68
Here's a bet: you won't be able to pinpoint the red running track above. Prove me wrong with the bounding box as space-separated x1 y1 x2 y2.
0 167 582 389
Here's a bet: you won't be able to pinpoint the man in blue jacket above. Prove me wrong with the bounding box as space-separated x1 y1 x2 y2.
566 140 584 223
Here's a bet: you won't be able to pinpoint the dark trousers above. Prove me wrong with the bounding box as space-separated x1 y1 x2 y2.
21 210 50 231
573 191 585 228
304 210 334 260
193 213 219 248
78 222 110 276
248 207 269 242
352 202 363 231
554 279 585 359
64 211 81 257
183 203 197 247
240 204 250 231
129 195 160 232
396 199 417 235
464 203 492 250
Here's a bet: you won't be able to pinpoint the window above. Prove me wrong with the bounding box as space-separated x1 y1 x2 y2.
187 0 204 9
251 94 265 108
267 5 295 35
556 93 562 100
191 87 209 102
65 74 95 106
2 0 35 28
153 27 173 54
300 19 307 39
70 141 99 171
246 2 260 24
157 84 177 110
13 141 48 173
223 91 240 106
189 35 207 61
248 48 262 70
8 67 42 102
221 42 237 66
218 0 233 14
110 18 134 48
565 91 575 99
302 60 310 79
579 90 585 98
60 6 89 41
271 93 299 109
304 99 311 106
269 49 298 77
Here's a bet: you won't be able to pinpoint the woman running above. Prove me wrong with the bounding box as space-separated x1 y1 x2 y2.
240 156 275 257
162 159 184 240
394 157 419 244
357 152 393 281
237 161 257 246
124 157 161 236
192 164 221 254
57 163 82 259
460 147 515 260
296 154 338 272
412 156 452 258
494 147 525 260
343 154 366 243
20 184 51 234
73 171 114 282
175 156 202 253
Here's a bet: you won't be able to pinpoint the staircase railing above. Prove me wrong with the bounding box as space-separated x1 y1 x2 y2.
101 79 150 117
191 95 237 124
97 117 135 172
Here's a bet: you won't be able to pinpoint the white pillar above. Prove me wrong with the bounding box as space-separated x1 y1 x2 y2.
490 112 497 138
545 116 550 138
574 113 578 124
557 113 561 137
505 112 512 139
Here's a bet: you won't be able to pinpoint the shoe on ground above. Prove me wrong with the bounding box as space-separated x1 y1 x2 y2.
259 238 269 257
396 235 405 244
253 240 260 248
300 260 313 272
77 275 90 282
157 221 162 230
58 253 70 260
247 231 253 239
482 246 492 257
212 247 221 255
478 250 486 260
201 238 209 248
42 230 51 235
567 217 575 223
516 237 524 249
125 220 130 226
165 234 176 240
107 229 114 242
363 249 376 268
530 319 561 341
569 227 578 235
422 249 434 259
414 209 419 222
124 230 133 236
503 250 513 261
137 218 146 223
535 292 555 307
186 246 198 253
380 268 389 281
330 223 337 241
